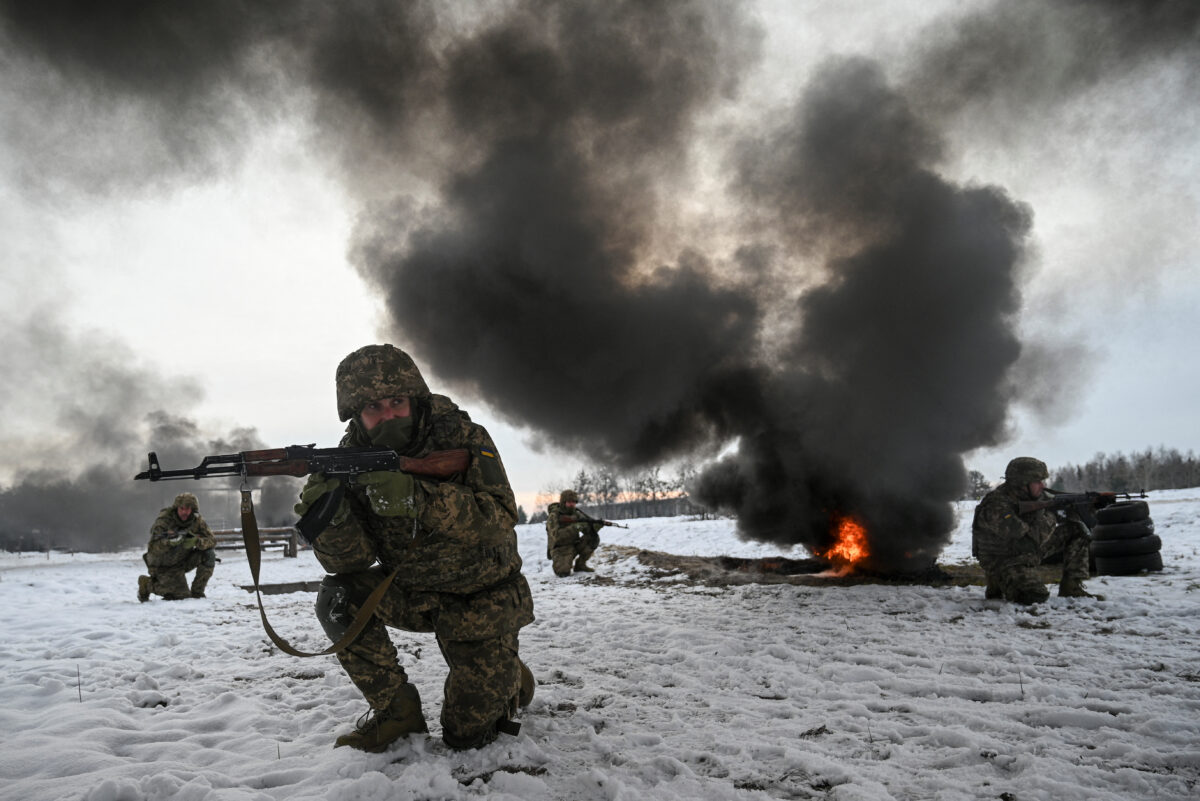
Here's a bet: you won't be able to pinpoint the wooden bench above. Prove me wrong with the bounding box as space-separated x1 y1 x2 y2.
211 527 302 558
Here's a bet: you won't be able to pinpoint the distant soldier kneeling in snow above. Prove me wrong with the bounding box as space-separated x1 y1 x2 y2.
972 457 1095 604
545 489 604 577
138 492 217 601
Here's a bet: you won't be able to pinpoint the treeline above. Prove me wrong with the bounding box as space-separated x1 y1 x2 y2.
1050 447 1200 493
529 464 710 523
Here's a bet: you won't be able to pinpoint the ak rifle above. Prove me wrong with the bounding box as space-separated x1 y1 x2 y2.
560 508 630 529
134 445 470 543
134 445 468 483
1017 489 1147 528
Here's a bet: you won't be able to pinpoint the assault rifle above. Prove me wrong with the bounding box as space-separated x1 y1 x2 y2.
560 509 630 529
1017 489 1146 528
134 445 470 542
134 445 468 483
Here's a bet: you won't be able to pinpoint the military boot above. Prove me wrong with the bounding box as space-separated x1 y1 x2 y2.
137 575 151 603
334 684 428 752
984 580 1002 600
573 557 594 573
1059 577 1099 599
518 660 535 708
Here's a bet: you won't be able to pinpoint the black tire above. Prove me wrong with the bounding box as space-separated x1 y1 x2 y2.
1093 550 1163 576
1091 534 1161 559
1090 519 1155 541
1095 501 1150 524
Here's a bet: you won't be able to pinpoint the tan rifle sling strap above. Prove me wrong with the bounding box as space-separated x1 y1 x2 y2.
240 489 397 658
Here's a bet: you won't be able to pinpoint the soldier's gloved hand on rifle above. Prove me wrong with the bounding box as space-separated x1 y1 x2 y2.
294 473 351 526
356 470 418 518
168 533 198 548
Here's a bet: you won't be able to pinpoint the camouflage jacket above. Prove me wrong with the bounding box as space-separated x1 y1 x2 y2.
145 507 216 569
545 502 592 548
312 394 529 599
971 482 1058 564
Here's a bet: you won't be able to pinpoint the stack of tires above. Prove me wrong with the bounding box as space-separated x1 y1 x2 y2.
1090 500 1163 575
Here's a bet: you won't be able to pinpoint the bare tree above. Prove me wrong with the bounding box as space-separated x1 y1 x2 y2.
964 470 991 500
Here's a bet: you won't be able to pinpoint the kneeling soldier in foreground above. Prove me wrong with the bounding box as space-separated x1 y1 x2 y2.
296 344 535 752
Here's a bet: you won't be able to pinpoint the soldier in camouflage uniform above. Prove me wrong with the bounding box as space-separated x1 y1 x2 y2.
545 489 604 577
972 457 1094 604
294 344 535 753
138 492 217 602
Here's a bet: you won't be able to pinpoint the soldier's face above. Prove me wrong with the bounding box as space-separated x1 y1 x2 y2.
1027 480 1046 499
565 501 577 509
360 396 411 431
176 506 193 521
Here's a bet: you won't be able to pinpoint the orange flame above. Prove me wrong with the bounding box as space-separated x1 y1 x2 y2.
823 514 869 569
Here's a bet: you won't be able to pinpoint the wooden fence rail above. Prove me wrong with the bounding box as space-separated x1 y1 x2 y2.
210 527 301 558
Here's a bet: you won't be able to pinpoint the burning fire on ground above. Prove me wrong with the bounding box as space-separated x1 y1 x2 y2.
820 514 870 576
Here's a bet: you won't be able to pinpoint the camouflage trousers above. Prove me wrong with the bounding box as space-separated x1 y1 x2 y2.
979 521 1090 604
318 566 530 748
551 529 598 577
145 549 216 599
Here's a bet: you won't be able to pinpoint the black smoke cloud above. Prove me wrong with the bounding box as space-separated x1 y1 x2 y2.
349 12 1027 568
3 1 1194 564
350 1 765 464
0 317 300 552
692 60 1030 568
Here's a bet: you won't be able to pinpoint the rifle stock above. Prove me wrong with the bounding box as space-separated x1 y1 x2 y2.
401 449 470 478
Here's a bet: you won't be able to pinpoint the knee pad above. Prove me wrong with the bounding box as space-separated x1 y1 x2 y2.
315 575 353 642
199 549 217 568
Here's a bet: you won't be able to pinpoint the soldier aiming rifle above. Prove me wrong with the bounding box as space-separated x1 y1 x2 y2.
545 489 626 576
972 456 1146 604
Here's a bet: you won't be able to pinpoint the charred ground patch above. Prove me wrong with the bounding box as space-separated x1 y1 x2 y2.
601 544 1066 589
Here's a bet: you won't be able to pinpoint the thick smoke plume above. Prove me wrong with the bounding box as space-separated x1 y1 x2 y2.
3 1 1196 564
693 60 1029 568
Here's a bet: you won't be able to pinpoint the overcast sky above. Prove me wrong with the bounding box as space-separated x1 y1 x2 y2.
1 0 1196 524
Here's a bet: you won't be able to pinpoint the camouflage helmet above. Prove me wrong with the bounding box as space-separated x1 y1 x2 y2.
1005 457 1049 485
336 344 431 422
173 492 199 512
560 489 578 504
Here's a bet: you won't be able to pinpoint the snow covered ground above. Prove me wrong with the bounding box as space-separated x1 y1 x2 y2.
2 490 1198 801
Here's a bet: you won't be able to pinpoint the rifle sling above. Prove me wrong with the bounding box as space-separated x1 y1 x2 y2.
240 489 396 658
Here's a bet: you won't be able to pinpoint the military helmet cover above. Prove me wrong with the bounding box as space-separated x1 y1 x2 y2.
560 489 578 504
1005 456 1049 485
336 344 431 422
173 492 199 511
